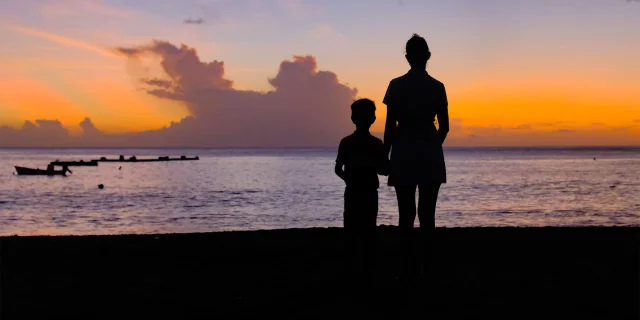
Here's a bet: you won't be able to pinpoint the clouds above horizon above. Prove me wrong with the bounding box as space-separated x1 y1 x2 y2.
0 35 638 147
0 40 359 147
443 120 640 146
2 113 638 148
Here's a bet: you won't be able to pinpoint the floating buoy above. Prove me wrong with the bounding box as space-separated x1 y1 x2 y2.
98 184 104 189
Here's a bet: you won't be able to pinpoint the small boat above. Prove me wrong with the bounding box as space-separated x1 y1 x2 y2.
15 166 68 176
51 160 98 167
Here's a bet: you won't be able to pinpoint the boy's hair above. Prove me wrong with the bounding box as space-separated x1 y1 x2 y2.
350 98 376 126
406 33 429 56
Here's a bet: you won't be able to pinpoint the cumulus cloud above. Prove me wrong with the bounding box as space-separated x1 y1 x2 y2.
1 40 358 147
112 41 357 147
79 117 103 137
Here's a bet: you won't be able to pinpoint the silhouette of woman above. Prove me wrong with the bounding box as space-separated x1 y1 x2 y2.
383 34 449 279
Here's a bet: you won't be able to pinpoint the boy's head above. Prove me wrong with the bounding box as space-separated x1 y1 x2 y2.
405 33 430 69
350 98 376 131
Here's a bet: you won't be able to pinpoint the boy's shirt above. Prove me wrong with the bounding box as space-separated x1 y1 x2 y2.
336 131 388 189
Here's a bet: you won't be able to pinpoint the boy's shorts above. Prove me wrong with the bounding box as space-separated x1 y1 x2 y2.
344 187 378 231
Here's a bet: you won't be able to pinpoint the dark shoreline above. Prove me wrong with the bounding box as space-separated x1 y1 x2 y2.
2 226 639 318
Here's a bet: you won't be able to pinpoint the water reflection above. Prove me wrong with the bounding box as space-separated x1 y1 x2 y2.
0 148 638 235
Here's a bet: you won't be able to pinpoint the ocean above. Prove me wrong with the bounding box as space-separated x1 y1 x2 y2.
0 147 638 236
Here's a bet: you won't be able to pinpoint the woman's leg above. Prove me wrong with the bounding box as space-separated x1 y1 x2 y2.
417 183 440 229
395 184 418 229
394 184 418 279
417 183 441 279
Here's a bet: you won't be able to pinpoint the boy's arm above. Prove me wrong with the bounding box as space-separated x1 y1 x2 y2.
377 140 390 176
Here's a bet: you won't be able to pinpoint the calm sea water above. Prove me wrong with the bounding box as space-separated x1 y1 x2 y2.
0 147 638 236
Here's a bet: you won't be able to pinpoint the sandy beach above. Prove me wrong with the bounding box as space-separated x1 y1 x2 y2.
2 227 638 318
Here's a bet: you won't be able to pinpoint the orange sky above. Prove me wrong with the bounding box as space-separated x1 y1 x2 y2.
0 0 639 146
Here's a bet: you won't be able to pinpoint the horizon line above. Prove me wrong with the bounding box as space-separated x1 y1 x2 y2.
1 145 639 150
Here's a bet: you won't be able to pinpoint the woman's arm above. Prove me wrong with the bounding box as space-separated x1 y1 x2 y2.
382 80 396 157
437 84 449 144
335 163 346 181
383 108 396 157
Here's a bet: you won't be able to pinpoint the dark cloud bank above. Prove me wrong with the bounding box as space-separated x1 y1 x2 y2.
0 40 358 147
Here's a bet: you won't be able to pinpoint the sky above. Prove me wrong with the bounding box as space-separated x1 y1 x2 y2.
0 0 639 147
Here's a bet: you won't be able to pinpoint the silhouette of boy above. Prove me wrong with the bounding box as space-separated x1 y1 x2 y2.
335 98 389 282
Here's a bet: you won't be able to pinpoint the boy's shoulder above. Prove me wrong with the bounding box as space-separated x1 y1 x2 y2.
391 73 407 82
368 135 383 146
339 134 354 145
391 71 414 83
388 75 403 88
341 132 382 145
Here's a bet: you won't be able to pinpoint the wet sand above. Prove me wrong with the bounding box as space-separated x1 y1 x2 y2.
2 227 638 318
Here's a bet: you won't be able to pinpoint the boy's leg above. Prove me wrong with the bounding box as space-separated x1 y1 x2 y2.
343 189 358 281
344 188 374 286
362 189 378 283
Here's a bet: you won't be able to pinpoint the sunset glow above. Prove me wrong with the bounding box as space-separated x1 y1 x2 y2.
1 0 638 146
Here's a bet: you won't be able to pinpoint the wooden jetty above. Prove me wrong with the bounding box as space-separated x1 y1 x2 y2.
14 155 198 177
95 155 199 163
50 160 98 167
